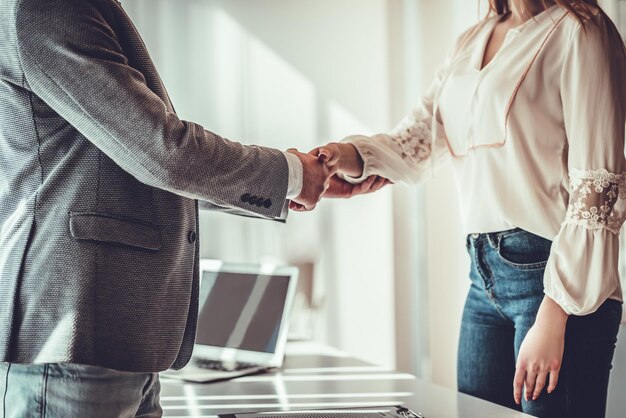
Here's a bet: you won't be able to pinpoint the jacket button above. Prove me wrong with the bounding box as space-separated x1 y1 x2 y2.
249 196 258 205
264 199 272 208
188 231 197 244
241 194 251 203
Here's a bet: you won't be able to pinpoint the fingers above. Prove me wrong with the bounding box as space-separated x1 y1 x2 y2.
547 367 560 394
289 201 315 212
289 201 307 211
354 176 391 195
324 161 339 177
514 364 560 405
309 145 340 166
353 175 377 195
369 176 388 193
317 147 332 163
513 367 525 405
323 174 392 200
524 370 538 402
324 175 354 199
308 147 328 164
532 371 548 401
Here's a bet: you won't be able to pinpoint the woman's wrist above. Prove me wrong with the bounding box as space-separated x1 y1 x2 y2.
534 295 569 334
337 143 364 178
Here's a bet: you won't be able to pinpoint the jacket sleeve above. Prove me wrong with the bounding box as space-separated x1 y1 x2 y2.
14 0 289 219
543 14 626 315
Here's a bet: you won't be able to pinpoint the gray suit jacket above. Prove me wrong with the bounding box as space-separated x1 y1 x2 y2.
0 0 290 372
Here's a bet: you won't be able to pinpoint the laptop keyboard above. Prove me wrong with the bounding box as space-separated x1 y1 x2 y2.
194 359 259 372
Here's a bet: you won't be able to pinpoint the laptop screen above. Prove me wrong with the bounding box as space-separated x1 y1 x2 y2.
196 271 291 354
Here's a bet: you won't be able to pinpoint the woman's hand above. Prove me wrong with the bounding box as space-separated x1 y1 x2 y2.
325 174 391 198
308 142 364 178
288 142 390 211
288 174 391 211
514 296 568 404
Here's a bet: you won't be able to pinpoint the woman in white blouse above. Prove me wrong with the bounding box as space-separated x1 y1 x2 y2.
305 0 626 416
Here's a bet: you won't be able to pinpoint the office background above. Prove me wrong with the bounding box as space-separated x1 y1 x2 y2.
122 0 626 397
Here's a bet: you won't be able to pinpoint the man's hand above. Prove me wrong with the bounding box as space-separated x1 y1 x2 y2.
308 142 364 178
287 149 334 211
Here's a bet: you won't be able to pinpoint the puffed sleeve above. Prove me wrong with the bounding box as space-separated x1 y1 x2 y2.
543 13 626 315
339 28 477 185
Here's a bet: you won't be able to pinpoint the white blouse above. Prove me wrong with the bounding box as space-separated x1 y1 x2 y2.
343 6 626 315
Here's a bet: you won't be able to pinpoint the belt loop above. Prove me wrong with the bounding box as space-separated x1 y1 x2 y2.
467 233 479 248
487 233 501 250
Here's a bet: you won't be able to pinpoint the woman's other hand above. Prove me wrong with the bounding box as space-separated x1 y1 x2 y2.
513 296 568 404
308 143 364 178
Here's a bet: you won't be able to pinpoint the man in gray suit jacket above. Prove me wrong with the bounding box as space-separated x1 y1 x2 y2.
0 0 339 415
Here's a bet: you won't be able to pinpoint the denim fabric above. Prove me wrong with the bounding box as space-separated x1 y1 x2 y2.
458 228 622 418
0 363 161 417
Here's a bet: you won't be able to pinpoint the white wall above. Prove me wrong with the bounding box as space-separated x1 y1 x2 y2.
122 0 398 369
408 0 486 389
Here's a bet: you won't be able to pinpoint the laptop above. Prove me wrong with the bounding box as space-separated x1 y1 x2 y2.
161 260 299 383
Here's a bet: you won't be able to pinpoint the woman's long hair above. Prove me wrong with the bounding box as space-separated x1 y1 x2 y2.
488 0 599 23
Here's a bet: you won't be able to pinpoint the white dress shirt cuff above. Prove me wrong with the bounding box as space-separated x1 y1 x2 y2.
283 151 303 199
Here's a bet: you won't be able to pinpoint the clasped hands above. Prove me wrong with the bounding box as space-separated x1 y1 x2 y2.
287 142 391 211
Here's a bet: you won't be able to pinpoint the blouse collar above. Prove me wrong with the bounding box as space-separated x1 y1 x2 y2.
469 4 566 71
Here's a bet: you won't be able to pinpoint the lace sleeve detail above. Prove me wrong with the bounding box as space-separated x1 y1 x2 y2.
388 113 433 165
565 168 626 234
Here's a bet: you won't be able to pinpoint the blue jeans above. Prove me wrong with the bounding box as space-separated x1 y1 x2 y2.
458 228 622 418
0 363 161 417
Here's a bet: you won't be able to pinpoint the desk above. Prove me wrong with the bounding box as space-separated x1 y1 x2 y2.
160 342 533 418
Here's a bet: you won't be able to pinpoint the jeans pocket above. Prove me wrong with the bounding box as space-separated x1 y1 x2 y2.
493 230 552 270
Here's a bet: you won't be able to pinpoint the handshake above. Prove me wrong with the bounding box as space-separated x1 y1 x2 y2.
287 142 391 211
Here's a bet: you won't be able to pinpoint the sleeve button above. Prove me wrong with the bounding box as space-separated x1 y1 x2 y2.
264 199 272 208
249 196 258 205
241 194 251 203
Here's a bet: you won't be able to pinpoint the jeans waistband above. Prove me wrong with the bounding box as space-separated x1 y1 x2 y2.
467 228 523 245
467 228 552 251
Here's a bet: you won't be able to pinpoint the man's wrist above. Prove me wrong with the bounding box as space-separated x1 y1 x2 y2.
283 151 304 199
